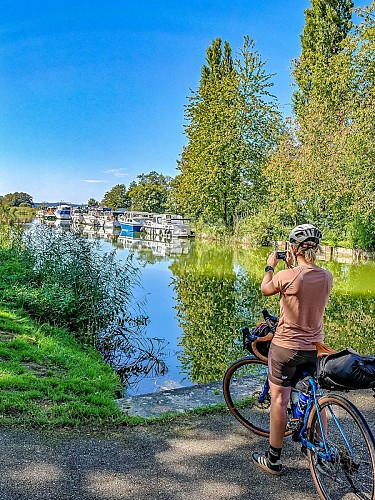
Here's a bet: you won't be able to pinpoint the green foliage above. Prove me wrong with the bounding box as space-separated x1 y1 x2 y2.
87 197 99 207
0 191 34 207
101 183 130 210
10 224 146 348
128 171 171 213
174 36 283 229
293 0 354 115
259 2 375 251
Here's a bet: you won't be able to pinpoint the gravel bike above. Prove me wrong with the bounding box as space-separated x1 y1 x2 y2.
223 310 375 499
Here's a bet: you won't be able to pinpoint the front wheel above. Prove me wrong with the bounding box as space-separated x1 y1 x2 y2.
307 393 375 500
223 356 293 437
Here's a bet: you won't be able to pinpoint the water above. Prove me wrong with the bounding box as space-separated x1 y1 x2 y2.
91 228 375 397
45 222 375 395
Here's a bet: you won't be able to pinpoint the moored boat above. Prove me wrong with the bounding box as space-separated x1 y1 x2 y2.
142 214 194 238
55 204 72 220
118 211 153 232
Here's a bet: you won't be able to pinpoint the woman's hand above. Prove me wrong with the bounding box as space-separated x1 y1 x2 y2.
266 251 279 269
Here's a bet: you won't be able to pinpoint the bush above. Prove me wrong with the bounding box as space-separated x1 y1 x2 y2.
234 208 288 246
349 215 375 251
15 224 146 345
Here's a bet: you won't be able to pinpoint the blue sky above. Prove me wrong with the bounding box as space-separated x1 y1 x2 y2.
0 0 310 204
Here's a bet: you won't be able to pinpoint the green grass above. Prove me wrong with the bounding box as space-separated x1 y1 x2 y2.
0 248 140 427
0 247 228 428
0 301 130 427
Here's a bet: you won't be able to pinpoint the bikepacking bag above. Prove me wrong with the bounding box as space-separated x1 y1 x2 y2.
316 347 375 391
242 322 272 358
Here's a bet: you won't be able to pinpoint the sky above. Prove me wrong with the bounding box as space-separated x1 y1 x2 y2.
0 0 311 204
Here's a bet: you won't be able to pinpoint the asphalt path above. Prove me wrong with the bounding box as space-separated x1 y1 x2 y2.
0 390 373 500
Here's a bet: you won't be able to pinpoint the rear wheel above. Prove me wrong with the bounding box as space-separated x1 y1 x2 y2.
223 356 293 437
307 394 375 500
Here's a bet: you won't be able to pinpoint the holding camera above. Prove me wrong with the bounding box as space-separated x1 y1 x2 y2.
252 224 333 475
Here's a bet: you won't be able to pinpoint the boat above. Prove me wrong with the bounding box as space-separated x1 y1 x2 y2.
42 207 56 221
71 208 85 225
118 211 153 232
142 214 194 238
99 209 122 230
55 204 71 220
82 210 102 227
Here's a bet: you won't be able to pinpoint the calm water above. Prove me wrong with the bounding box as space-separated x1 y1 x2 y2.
83 227 375 397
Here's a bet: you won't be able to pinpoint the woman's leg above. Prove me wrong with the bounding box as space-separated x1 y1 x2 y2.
269 379 291 448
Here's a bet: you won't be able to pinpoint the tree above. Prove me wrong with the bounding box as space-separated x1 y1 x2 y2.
0 192 34 207
292 0 354 115
262 0 375 250
173 37 282 229
128 171 171 213
101 184 130 210
87 198 99 207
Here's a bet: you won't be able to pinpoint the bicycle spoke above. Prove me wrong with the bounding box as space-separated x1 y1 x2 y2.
308 395 375 500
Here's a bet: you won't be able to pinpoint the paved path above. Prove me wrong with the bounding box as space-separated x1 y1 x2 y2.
0 391 373 500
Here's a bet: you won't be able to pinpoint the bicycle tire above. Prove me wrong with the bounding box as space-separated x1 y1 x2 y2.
307 393 375 500
223 355 293 437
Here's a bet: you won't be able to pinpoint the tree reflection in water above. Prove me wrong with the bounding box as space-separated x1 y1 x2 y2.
171 241 375 386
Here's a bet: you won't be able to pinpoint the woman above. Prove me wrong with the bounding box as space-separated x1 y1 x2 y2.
252 224 333 475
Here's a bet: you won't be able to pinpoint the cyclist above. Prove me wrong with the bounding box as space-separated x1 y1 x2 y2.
252 224 333 475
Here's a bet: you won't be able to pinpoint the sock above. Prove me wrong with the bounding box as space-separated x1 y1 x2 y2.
268 445 282 463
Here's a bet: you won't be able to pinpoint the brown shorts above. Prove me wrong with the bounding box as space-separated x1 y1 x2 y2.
268 343 317 387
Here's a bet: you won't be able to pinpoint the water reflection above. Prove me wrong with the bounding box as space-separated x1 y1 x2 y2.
40 219 375 394
171 241 375 385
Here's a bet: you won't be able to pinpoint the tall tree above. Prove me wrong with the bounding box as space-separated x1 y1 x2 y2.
292 0 354 115
128 172 171 213
174 37 282 228
263 0 375 250
101 184 130 210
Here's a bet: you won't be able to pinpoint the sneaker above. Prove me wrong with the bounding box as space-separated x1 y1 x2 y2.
252 452 282 475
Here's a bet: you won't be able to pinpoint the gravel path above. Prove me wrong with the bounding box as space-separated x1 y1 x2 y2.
0 390 373 500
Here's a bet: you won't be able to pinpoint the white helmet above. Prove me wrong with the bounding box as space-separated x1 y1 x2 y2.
288 224 322 245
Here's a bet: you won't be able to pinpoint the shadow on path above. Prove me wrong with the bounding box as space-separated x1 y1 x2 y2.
0 391 373 499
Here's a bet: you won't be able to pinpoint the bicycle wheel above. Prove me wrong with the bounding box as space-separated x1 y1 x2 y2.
307 393 375 500
223 355 292 437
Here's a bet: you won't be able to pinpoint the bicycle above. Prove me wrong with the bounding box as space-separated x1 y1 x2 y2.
223 309 375 499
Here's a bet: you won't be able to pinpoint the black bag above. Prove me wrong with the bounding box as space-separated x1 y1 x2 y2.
243 322 272 358
317 347 375 391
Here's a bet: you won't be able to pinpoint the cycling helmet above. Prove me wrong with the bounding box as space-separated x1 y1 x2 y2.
288 224 322 245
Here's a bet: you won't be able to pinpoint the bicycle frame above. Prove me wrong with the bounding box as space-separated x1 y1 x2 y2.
253 363 359 467
298 377 356 463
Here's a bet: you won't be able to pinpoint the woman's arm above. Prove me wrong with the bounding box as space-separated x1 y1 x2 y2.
261 251 280 296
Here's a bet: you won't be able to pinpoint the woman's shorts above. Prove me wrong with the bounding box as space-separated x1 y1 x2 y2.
268 343 317 387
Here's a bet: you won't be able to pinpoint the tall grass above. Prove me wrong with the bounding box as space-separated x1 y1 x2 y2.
1 222 166 390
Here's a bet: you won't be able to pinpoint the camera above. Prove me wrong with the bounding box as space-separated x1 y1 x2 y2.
276 251 286 260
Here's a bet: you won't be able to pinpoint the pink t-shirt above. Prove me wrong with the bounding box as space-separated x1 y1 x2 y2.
271 265 333 350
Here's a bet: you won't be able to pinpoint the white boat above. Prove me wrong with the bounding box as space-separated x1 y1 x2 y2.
55 205 71 220
82 211 102 227
118 211 153 232
99 209 121 230
142 214 194 238
71 208 85 225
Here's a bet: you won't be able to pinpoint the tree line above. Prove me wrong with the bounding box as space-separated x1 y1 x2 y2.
3 1 374 250
102 1 375 251
170 0 374 250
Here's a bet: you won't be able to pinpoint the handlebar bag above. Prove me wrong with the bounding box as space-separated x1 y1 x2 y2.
243 323 272 358
317 347 375 391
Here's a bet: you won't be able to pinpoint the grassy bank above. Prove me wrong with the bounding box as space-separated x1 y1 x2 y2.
0 248 145 428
